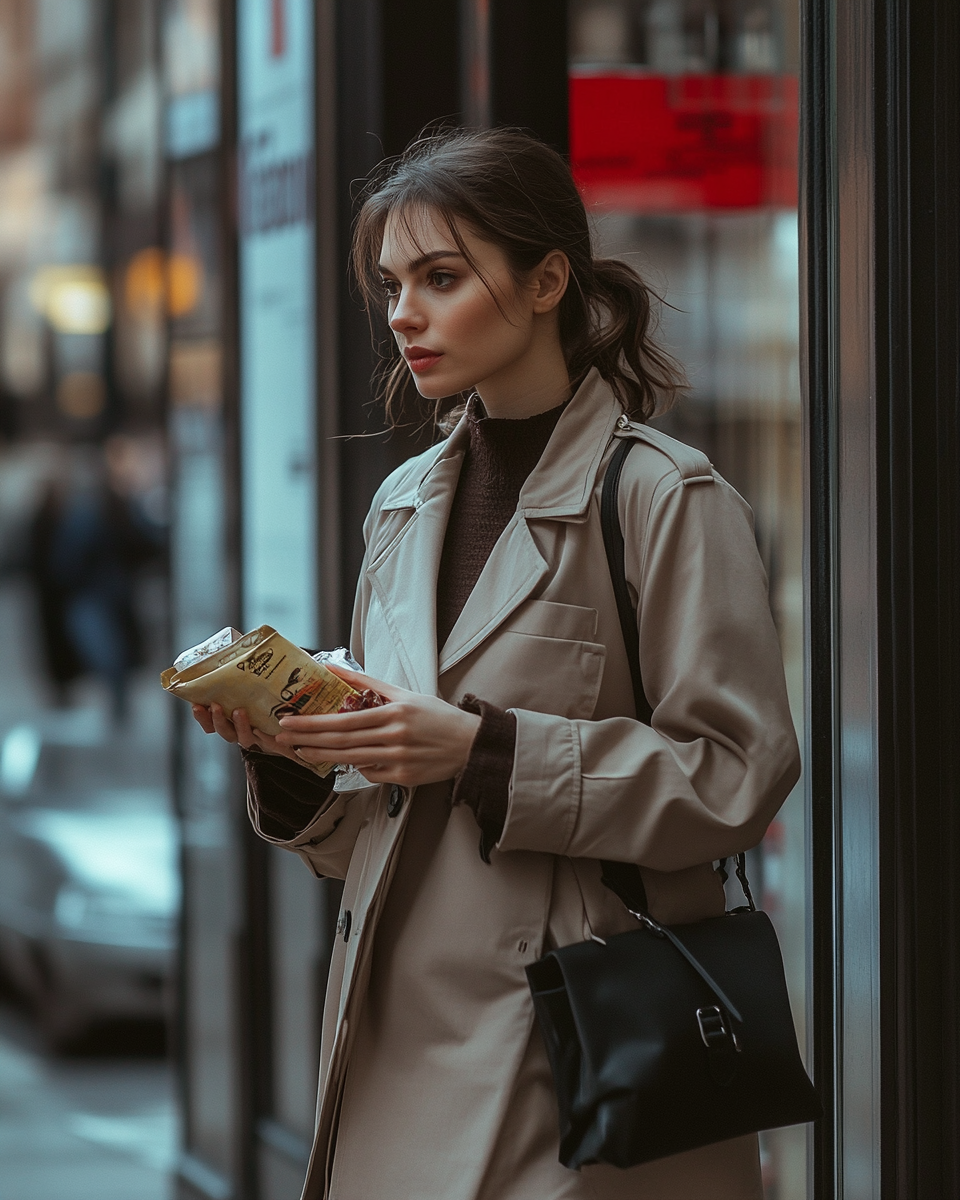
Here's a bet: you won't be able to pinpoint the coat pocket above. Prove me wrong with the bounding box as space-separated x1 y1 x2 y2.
507 598 599 642
494 630 606 720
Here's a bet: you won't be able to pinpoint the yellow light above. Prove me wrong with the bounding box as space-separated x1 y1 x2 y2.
123 248 203 319
30 266 112 335
166 253 202 317
124 247 166 316
56 371 106 419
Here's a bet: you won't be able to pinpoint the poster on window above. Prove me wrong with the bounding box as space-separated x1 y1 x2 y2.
237 0 317 647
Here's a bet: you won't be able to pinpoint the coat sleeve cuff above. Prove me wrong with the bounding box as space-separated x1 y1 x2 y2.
241 748 335 840
497 707 581 855
452 694 517 862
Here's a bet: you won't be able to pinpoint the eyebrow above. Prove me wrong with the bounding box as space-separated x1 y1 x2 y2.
378 249 465 275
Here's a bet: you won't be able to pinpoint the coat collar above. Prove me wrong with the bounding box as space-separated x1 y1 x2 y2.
367 368 621 688
376 366 620 518
516 367 621 518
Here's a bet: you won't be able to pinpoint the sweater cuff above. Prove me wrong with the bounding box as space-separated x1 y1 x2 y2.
452 694 517 862
241 747 334 840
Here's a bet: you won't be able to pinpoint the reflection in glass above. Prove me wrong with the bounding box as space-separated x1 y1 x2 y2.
569 2 805 1196
0 2 177 1193
163 0 239 1190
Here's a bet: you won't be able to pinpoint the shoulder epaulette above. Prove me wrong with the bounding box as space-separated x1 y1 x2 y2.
614 415 715 486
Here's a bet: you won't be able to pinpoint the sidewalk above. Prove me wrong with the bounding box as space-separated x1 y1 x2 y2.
0 444 178 1197
0 1006 175 1200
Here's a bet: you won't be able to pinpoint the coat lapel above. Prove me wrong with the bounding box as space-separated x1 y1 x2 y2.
437 513 550 675
439 370 621 677
516 367 621 517
366 431 466 696
367 370 623 690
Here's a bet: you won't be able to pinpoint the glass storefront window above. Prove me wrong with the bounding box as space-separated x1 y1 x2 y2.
0 3 176 1195
235 4 329 1195
163 1 240 1194
569 4 806 1196
236 0 317 648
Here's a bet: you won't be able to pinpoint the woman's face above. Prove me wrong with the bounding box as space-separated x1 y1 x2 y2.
378 206 566 402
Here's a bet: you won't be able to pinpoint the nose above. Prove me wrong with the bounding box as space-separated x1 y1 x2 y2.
388 286 424 336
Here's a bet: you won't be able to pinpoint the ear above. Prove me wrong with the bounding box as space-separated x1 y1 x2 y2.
531 250 570 314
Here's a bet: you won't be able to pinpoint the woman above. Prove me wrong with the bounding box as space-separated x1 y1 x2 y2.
193 129 800 1200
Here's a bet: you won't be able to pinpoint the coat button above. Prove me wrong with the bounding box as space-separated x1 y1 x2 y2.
336 910 352 941
387 785 405 818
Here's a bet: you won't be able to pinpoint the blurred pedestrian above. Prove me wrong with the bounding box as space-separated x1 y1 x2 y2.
28 447 163 721
27 476 85 705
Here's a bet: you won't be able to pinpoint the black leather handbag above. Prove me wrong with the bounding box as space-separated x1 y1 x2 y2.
525 437 821 1170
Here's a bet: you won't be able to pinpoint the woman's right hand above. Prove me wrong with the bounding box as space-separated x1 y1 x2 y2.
191 703 303 764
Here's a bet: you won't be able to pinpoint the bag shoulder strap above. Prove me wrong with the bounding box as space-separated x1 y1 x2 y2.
599 437 652 915
598 435 755 918
600 437 652 725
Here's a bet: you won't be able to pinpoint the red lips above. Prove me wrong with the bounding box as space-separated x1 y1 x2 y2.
404 346 443 373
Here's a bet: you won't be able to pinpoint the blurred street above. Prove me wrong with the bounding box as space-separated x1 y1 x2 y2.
0 442 177 1198
1 5 191 1192
0 1004 174 1200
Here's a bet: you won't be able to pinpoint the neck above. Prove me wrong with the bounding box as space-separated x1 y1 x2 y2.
473 328 571 419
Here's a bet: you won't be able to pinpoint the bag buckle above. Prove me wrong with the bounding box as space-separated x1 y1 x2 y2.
697 1005 741 1053
629 909 666 936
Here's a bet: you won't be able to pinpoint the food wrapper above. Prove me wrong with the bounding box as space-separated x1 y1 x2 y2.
161 626 363 777
173 626 243 672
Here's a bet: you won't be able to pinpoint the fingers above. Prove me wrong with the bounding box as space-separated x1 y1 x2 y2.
293 753 393 783
194 703 304 762
323 662 403 701
278 705 398 734
208 703 239 743
283 691 480 786
230 708 262 750
191 704 216 734
230 710 289 759
290 743 398 769
277 725 396 754
276 705 408 757
249 728 298 760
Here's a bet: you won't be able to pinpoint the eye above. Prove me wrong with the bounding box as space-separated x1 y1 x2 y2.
380 277 400 299
428 271 456 289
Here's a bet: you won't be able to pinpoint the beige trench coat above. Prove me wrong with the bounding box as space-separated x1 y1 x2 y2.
248 370 801 1200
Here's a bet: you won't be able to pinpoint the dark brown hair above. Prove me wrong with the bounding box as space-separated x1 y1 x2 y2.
352 127 686 429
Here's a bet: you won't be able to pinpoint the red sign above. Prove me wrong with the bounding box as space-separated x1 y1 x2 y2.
570 72 799 212
271 0 286 57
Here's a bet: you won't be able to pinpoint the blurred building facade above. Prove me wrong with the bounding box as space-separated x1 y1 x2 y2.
0 27 177 1200
1 3 957 1200
0 0 176 1060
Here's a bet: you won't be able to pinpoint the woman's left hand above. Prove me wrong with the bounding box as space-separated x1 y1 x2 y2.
275 665 482 788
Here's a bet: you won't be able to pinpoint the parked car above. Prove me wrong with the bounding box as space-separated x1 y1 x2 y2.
0 727 178 1048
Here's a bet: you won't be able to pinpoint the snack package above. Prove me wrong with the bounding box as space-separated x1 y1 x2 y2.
173 626 243 673
162 626 363 777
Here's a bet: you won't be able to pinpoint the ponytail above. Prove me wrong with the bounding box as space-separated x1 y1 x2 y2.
563 255 685 421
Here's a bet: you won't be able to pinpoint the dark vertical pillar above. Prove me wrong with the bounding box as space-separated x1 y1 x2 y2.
315 0 342 647
333 0 385 642
803 0 960 1193
489 0 568 153
218 1 255 1195
332 0 460 642
382 0 460 151
799 0 837 1188
875 0 960 1193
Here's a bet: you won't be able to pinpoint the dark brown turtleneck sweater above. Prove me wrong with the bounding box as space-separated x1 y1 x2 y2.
436 397 566 646
243 396 566 857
